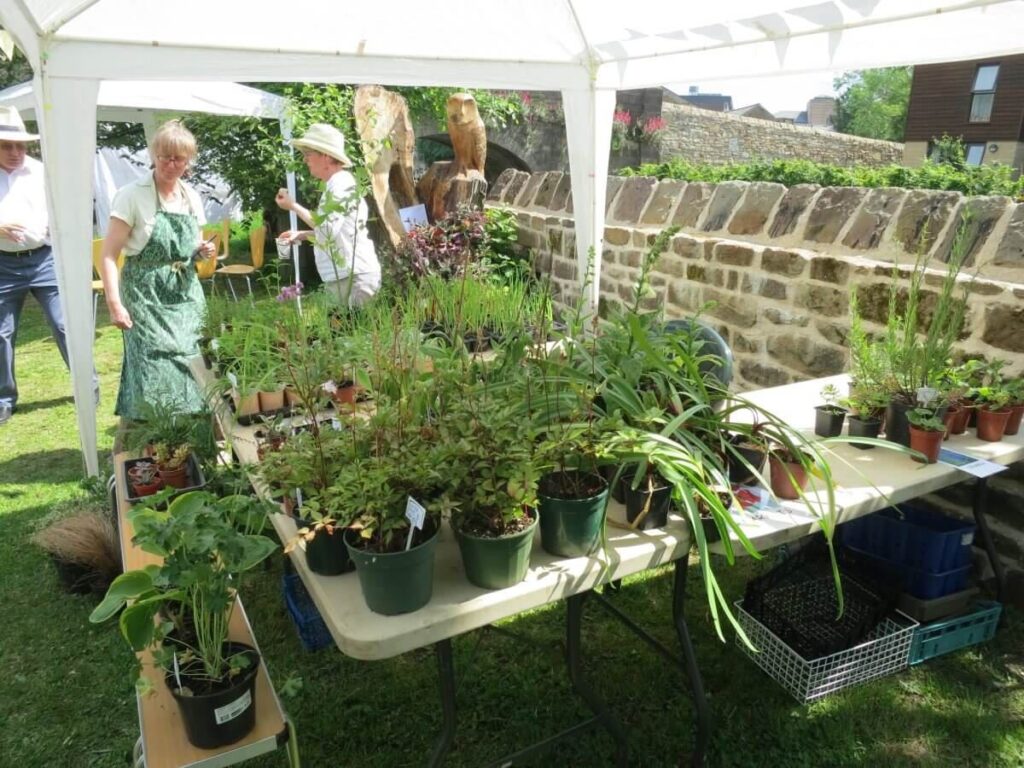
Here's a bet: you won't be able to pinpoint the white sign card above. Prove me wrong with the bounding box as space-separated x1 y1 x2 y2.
404 496 427 550
399 204 428 233
938 448 1007 479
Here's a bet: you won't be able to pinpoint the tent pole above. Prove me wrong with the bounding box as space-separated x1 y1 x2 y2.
35 74 101 476
562 87 615 320
280 116 302 314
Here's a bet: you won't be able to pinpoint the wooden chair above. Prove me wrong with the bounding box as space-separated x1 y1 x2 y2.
215 225 266 300
194 225 224 288
92 237 125 325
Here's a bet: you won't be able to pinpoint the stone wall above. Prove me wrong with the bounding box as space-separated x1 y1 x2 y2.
661 102 903 167
488 168 1024 601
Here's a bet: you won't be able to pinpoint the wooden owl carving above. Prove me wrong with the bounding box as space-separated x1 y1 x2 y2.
446 93 486 178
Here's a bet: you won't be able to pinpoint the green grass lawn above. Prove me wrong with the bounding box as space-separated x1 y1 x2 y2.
1 299 1022 768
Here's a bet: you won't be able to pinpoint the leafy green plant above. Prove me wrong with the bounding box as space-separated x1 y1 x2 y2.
907 407 945 432
819 384 844 413
89 492 277 692
842 385 889 420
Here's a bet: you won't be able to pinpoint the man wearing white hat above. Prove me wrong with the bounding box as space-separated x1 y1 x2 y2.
0 106 71 426
275 123 381 307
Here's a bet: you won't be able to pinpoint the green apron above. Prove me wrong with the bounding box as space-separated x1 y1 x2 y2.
115 181 206 420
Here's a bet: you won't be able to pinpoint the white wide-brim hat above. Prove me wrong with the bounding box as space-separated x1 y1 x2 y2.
0 106 39 141
291 123 352 167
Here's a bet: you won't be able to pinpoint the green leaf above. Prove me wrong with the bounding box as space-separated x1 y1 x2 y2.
89 568 156 623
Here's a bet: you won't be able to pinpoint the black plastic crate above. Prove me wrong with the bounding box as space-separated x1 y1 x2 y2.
743 540 898 659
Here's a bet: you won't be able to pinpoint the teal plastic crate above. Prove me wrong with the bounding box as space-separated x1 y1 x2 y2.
909 601 1001 665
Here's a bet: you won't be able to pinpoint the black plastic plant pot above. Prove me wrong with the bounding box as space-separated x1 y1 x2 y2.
623 478 671 530
166 642 260 750
884 399 914 448
345 521 439 615
814 406 846 438
727 437 766 486
847 415 882 449
302 523 354 576
453 511 538 590
700 514 721 543
537 471 609 557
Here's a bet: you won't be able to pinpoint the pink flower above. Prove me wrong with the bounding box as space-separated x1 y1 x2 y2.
321 380 338 394
275 282 304 302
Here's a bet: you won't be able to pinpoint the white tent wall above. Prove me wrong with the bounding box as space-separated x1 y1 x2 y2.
34 75 101 475
4 0 1024 475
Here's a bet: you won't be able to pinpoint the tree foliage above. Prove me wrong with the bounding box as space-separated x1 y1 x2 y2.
832 66 912 142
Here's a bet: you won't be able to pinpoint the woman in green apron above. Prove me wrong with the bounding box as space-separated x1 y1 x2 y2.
99 121 216 420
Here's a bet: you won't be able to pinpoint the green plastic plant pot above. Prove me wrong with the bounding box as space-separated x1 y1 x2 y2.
453 511 538 590
538 472 609 557
344 524 438 615
303 525 352 576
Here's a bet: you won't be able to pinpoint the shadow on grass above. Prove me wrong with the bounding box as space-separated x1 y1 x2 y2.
0 448 84 487
12 395 74 415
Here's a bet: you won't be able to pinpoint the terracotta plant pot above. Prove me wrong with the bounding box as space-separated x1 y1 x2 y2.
942 404 963 441
948 404 972 436
768 455 808 500
330 381 361 410
232 389 260 417
158 463 190 489
130 478 163 497
976 407 1011 442
284 387 303 409
1004 404 1024 436
909 426 944 463
258 388 286 412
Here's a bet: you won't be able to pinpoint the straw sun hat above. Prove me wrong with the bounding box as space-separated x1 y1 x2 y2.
291 123 352 167
0 106 40 141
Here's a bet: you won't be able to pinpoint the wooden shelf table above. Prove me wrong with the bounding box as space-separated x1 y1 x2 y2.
112 451 292 768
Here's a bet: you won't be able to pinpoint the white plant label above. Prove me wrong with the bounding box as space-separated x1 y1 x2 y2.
961 531 975 546
227 371 238 388
210 338 219 350
331 417 342 431
214 689 252 725
405 497 426 530
295 487 304 509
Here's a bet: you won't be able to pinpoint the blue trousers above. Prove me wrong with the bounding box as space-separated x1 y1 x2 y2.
0 246 71 409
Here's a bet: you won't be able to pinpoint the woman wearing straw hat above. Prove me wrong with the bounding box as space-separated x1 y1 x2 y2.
275 123 381 307
100 120 217 420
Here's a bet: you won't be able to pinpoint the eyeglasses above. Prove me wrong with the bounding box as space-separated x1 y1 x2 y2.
157 155 189 165
0 142 27 152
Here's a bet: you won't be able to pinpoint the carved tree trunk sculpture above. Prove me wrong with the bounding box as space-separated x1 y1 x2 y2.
354 85 418 249
417 92 489 222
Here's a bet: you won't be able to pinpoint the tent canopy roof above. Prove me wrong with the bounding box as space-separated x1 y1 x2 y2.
0 80 287 122
8 1 1024 90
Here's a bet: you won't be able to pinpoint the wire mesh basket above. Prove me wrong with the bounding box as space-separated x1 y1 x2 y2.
736 600 917 702
742 540 898 658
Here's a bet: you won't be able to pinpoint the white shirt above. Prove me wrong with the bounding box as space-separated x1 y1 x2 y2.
110 172 206 255
0 155 48 252
312 170 381 289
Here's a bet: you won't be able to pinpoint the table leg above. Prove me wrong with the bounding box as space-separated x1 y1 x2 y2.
971 477 1006 603
566 593 629 767
427 639 457 768
673 561 711 768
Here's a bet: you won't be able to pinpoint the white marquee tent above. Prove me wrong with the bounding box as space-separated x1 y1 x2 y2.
2 0 1024 475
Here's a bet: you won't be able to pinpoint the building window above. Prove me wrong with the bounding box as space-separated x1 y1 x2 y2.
969 64 999 123
965 143 986 166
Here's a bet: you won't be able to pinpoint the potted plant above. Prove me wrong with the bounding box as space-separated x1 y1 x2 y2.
767 442 814 501
974 384 1012 442
1004 377 1024 437
814 384 847 438
89 492 277 749
153 441 192 488
842 385 889 448
622 464 673 530
127 459 163 497
445 390 540 589
906 406 946 463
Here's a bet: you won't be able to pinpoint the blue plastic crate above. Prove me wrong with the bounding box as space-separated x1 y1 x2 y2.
842 506 974 574
844 545 972 600
910 601 1001 665
282 573 333 652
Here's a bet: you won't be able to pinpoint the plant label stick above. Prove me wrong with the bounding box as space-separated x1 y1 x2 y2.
405 496 426 551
